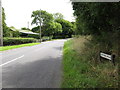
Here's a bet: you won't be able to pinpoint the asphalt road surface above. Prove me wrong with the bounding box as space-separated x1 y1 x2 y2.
0 39 67 88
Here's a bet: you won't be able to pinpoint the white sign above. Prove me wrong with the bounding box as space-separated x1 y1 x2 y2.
100 52 112 61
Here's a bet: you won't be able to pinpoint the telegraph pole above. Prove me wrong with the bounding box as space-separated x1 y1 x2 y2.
39 9 42 43
0 0 3 46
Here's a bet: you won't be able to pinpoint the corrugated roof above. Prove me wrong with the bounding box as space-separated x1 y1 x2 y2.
10 28 39 35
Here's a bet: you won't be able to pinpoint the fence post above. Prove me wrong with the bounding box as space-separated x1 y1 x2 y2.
112 54 115 66
99 51 102 62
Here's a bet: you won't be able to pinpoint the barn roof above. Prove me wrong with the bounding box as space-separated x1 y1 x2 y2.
10 27 39 35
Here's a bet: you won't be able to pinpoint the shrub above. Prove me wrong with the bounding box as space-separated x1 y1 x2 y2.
27 34 39 39
72 36 118 88
42 36 52 42
3 37 37 46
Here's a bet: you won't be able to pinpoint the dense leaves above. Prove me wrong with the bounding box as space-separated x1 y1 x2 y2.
55 19 74 38
2 8 11 37
31 10 53 26
3 37 37 46
72 3 120 35
42 22 62 37
31 10 74 39
72 2 120 61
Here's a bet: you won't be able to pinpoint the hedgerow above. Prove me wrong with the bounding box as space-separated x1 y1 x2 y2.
3 37 37 46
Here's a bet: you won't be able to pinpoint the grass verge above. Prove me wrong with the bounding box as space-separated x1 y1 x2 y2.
0 43 40 51
62 37 118 88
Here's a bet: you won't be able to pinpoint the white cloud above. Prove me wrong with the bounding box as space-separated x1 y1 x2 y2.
2 0 74 29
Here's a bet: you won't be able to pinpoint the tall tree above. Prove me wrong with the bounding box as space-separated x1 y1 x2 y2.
2 7 10 37
42 22 62 37
53 13 64 20
55 19 74 38
72 2 120 54
31 10 54 39
31 10 53 26
72 3 120 35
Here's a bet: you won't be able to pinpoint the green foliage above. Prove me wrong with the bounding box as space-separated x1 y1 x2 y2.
2 8 20 37
42 22 62 37
71 22 76 35
9 26 21 37
53 22 63 38
42 36 52 41
3 37 37 46
62 38 118 88
31 10 53 26
72 2 120 60
2 7 11 37
62 2 119 88
55 19 74 38
12 31 20 37
27 34 39 39
72 3 120 35
62 40 98 88
21 27 30 30
42 22 55 36
31 10 56 38
31 10 74 39
31 26 39 33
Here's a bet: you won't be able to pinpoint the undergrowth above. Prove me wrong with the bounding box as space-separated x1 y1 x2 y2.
62 36 118 88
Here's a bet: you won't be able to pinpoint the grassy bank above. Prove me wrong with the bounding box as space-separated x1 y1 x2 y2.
62 36 118 88
0 43 40 51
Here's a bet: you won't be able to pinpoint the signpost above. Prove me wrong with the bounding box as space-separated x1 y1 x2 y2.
100 51 115 65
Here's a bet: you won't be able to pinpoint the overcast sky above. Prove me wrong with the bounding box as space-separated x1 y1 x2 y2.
2 0 75 29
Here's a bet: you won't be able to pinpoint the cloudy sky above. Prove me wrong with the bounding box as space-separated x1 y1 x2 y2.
2 0 75 29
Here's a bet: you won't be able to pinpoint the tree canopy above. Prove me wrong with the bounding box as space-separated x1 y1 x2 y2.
31 10 74 38
55 19 74 38
72 3 120 36
72 2 120 54
2 7 11 37
31 10 53 26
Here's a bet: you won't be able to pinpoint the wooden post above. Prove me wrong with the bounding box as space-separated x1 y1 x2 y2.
99 51 116 66
99 51 102 62
112 54 115 66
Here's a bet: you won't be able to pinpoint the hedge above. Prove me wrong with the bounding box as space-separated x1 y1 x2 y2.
27 34 40 39
3 37 37 46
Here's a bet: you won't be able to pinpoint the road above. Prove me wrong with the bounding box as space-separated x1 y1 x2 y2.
0 39 67 88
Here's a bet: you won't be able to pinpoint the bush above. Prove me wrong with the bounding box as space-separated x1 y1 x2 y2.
62 37 118 88
72 36 118 88
3 37 37 46
27 34 39 39
42 36 52 42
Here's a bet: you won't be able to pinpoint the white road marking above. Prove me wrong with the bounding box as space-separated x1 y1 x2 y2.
0 55 24 67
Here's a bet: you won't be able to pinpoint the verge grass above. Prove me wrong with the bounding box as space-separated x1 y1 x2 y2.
0 43 40 51
62 36 118 88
